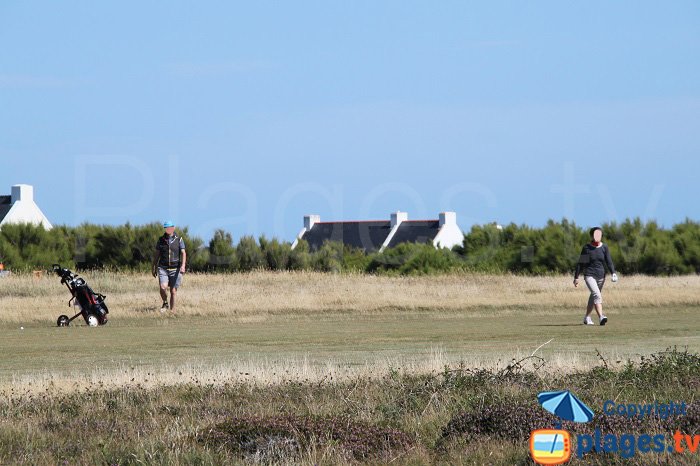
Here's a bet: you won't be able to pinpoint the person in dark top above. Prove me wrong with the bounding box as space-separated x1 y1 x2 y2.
574 227 618 325
152 220 187 312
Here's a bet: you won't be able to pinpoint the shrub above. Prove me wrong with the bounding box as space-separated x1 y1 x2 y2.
199 414 413 461
672 219 700 273
208 229 237 271
341 244 374 272
311 240 343 273
368 242 463 275
441 400 697 446
236 236 265 272
259 237 291 271
0 222 72 271
288 239 311 271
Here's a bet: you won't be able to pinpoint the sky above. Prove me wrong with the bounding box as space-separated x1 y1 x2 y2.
2 1 699 242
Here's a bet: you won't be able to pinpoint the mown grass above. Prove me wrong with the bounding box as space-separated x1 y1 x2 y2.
0 348 698 465
1 302 698 395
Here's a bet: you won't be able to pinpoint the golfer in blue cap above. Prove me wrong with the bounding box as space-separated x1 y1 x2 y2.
152 220 186 312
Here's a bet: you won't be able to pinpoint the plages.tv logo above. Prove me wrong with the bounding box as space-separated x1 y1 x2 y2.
529 391 698 464
529 390 593 465
529 429 572 465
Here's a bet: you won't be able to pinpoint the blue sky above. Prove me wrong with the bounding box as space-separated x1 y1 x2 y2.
2 1 699 242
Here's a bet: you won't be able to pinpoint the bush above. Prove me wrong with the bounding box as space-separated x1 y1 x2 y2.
208 229 237 271
236 236 265 272
259 237 291 271
311 240 343 273
340 244 374 272
440 400 695 445
672 219 700 273
0 223 72 271
288 240 311 271
199 414 413 461
368 242 463 275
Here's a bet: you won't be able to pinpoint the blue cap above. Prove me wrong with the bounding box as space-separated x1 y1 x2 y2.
163 220 175 228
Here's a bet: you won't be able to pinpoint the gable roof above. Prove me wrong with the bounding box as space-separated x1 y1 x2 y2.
302 220 392 252
294 211 463 253
386 220 440 249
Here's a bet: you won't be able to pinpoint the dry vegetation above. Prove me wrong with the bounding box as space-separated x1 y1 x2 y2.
0 348 698 465
2 270 700 323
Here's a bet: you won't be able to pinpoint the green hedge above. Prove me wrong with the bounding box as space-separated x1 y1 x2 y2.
0 218 698 275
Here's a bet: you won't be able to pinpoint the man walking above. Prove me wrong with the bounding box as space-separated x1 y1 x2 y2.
152 220 186 312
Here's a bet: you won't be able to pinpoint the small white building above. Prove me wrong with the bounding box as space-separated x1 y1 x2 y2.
0 184 53 229
292 211 464 252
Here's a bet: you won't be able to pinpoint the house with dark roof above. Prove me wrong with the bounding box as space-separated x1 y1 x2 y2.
291 211 463 253
0 184 53 230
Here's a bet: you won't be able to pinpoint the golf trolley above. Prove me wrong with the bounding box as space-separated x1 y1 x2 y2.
52 264 109 327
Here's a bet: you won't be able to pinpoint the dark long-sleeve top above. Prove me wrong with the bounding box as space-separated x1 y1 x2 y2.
574 242 616 280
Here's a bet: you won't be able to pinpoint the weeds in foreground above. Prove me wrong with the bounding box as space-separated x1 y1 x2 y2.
0 347 697 465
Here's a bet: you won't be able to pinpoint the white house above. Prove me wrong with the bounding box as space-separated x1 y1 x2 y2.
291 211 464 252
0 184 53 229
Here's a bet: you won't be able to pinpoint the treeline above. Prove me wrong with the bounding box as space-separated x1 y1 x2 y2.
0 218 698 275
457 218 700 275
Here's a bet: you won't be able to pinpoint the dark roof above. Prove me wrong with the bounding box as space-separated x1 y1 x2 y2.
0 204 12 224
0 196 10 205
300 219 443 252
302 221 392 253
386 220 440 249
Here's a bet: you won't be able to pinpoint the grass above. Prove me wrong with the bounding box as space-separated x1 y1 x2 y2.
0 271 698 464
1 271 698 391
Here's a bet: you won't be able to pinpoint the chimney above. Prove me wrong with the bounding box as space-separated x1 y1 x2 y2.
11 184 33 203
439 211 456 227
304 214 320 230
391 211 408 227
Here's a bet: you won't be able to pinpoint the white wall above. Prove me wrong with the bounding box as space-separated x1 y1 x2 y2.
433 212 463 250
0 184 53 230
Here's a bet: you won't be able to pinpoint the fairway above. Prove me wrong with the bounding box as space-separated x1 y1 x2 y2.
1 307 697 375
1 272 698 392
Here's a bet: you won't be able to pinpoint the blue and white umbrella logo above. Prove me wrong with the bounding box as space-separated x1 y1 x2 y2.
537 390 594 423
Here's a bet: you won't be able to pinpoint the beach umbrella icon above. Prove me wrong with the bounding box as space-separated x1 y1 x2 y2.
537 390 594 423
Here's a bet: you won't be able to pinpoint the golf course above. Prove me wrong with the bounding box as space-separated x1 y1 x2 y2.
1 271 698 389
1 271 698 464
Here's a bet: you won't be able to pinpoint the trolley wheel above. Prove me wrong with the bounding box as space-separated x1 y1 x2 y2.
57 315 70 327
86 314 99 327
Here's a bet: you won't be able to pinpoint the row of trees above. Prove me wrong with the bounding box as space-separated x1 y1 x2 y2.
456 218 700 275
0 218 698 275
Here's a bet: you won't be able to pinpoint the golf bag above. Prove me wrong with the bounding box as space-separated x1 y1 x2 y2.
53 264 109 327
